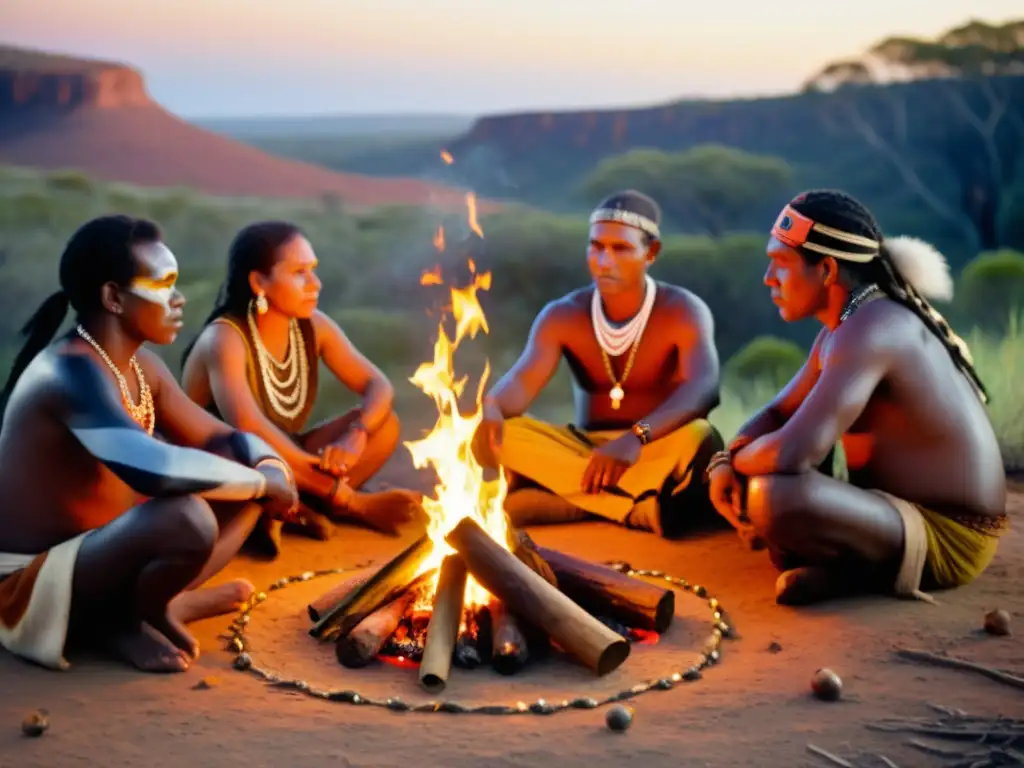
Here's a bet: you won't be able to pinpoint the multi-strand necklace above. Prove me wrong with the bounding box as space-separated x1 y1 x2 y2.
76 325 155 435
247 305 309 421
590 275 657 410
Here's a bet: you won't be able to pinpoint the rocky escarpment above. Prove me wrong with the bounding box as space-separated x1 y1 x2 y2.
0 45 151 113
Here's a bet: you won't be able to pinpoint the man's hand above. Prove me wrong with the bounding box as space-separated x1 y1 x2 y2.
258 461 300 522
708 463 765 550
474 398 505 470
582 433 642 494
316 425 368 477
708 463 743 528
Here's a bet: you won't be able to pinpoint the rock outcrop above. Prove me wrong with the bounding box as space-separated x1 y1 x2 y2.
0 46 151 113
0 44 490 210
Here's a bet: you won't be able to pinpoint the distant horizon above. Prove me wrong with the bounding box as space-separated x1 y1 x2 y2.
2 2 1020 118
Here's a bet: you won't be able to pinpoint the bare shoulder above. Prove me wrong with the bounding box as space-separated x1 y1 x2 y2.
310 308 336 336
535 290 587 332
192 319 249 363
827 297 919 360
654 282 714 326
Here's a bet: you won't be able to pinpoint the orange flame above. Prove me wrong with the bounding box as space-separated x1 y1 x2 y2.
440 150 454 165
466 193 484 239
404 262 508 609
420 265 443 286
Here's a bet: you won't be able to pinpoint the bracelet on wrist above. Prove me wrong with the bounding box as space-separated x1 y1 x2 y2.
703 450 733 483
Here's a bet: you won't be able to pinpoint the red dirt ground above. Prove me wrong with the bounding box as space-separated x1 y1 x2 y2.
1 457 1021 768
0 105 490 210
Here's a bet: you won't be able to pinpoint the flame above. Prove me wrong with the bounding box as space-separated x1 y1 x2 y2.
433 225 445 253
465 193 484 239
440 149 454 165
404 257 509 609
420 264 443 286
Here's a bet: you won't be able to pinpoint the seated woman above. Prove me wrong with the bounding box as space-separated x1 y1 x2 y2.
0 215 298 674
181 221 422 556
708 190 1007 606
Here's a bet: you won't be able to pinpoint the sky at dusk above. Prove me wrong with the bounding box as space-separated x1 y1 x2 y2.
1 1 1018 118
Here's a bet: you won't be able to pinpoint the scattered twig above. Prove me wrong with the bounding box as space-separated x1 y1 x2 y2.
867 752 900 768
908 738 973 757
807 743 856 767
893 649 1024 692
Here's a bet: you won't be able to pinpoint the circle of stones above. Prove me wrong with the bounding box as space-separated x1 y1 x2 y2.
223 560 736 716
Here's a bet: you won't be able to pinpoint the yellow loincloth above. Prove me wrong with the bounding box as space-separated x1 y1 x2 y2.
870 491 1007 601
0 532 88 670
500 415 717 533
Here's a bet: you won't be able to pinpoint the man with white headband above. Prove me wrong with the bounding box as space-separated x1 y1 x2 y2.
475 190 724 538
707 189 1007 605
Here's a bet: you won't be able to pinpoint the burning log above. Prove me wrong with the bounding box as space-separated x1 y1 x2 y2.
336 589 418 669
309 534 433 640
419 555 468 692
490 599 528 676
536 546 675 633
446 518 630 676
307 570 370 623
453 608 489 669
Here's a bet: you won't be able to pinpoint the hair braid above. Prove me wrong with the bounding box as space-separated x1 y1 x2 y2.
789 190 989 403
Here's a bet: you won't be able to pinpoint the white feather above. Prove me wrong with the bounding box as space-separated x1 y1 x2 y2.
884 236 954 301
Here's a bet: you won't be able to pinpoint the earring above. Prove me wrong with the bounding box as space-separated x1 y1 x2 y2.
255 293 268 315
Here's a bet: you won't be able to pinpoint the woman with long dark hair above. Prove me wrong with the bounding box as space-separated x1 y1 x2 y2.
0 215 297 673
181 221 421 556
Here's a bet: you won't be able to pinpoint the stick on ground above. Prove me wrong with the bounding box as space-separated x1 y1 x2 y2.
893 648 1024 692
806 744 855 767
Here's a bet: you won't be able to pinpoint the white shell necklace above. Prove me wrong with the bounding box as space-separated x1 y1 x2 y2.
590 274 657 357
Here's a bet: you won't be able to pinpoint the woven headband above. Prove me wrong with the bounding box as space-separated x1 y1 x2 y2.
771 205 879 263
590 208 660 239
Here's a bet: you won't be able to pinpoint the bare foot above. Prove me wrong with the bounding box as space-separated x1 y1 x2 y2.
775 567 856 606
245 515 283 559
286 507 334 541
348 489 426 535
107 623 190 673
169 579 255 624
145 609 200 660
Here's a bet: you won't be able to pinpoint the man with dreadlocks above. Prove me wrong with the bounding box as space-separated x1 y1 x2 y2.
708 190 1007 605
475 190 724 538
0 216 299 673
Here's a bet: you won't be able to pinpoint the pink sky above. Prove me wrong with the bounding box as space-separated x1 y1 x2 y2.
2 0 1019 117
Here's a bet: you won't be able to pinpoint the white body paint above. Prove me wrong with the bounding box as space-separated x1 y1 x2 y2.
128 242 180 311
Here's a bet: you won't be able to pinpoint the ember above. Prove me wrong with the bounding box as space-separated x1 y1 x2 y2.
307 168 675 691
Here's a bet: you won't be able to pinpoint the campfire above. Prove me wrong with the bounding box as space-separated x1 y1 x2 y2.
305 197 673 692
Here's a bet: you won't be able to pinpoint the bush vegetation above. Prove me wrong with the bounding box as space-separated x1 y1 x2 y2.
0 164 1019 464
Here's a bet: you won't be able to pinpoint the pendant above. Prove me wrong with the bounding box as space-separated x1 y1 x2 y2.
609 384 624 410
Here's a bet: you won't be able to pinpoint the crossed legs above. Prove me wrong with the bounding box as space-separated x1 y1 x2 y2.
741 471 906 604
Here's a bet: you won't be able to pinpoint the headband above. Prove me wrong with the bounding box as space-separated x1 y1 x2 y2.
771 204 879 263
589 208 660 239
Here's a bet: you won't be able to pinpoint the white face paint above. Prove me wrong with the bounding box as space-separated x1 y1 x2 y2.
128 242 180 312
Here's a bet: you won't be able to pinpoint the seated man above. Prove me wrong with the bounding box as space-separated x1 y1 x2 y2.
476 190 724 537
708 189 1008 605
0 215 298 674
181 221 421 557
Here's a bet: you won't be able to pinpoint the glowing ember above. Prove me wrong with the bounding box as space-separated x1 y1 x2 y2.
440 149 454 164
433 225 445 253
404 202 508 611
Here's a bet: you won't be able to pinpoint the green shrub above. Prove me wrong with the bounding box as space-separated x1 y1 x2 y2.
725 335 806 390
957 249 1024 333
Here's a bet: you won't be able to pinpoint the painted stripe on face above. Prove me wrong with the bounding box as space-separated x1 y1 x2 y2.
128 273 178 311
